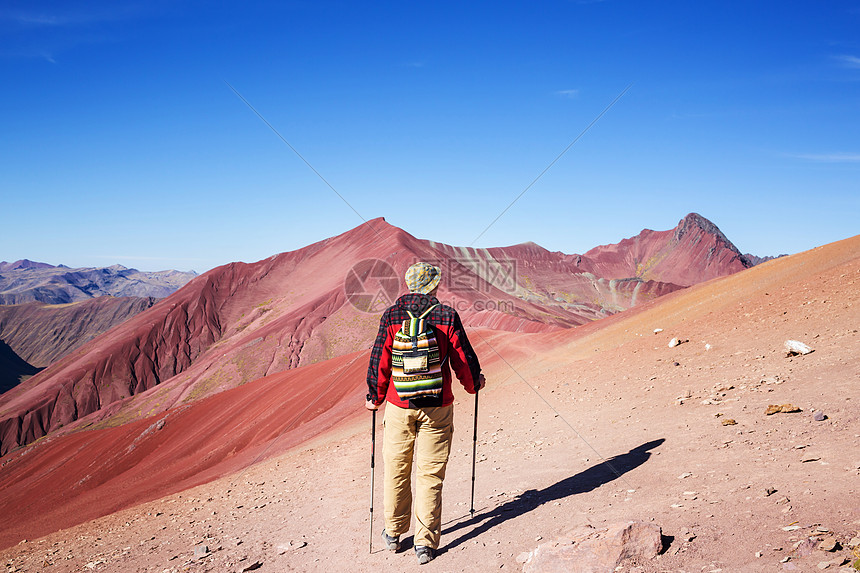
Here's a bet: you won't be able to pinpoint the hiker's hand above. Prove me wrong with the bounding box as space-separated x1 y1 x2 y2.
365 399 379 411
476 373 486 391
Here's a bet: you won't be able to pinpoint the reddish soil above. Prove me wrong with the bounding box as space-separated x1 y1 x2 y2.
1 234 857 572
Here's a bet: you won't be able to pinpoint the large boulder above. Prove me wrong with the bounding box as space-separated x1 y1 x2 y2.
519 521 663 573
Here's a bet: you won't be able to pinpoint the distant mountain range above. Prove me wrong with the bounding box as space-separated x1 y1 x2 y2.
0 261 197 305
0 262 196 393
0 213 769 455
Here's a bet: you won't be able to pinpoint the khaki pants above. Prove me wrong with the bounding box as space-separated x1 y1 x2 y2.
383 404 454 549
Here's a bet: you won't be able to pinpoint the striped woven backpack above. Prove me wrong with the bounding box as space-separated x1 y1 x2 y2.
391 304 443 400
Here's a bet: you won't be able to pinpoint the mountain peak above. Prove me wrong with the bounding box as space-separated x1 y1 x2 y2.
0 260 55 272
674 213 740 253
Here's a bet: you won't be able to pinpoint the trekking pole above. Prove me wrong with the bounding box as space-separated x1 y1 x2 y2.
369 408 376 553
469 387 479 518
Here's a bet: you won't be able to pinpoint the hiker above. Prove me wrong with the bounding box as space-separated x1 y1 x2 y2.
365 261 484 565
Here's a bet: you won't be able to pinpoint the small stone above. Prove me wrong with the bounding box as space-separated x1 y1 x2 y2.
818 537 839 552
814 411 827 421
783 526 801 531
668 338 681 348
765 487 778 496
781 556 791 563
722 419 738 426
756 551 763 558
817 562 831 570
276 540 306 554
240 561 263 572
678 472 692 479
767 404 802 415
653 328 663 334
194 545 209 558
801 456 821 463
784 340 813 356
516 551 532 564
846 537 860 548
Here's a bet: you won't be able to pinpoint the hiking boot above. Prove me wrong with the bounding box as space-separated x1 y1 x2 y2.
415 545 435 564
381 530 400 552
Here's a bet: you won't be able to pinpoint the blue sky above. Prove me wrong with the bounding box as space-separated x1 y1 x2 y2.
2 1 858 273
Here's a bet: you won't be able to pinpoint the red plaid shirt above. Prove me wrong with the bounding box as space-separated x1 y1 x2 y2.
366 293 481 408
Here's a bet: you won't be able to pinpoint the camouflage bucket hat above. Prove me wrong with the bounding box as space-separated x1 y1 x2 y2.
405 262 441 294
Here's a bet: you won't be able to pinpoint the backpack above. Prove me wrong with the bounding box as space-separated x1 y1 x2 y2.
391 304 443 400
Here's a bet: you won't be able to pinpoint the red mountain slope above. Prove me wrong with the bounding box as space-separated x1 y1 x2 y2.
576 212 751 286
0 215 744 456
0 350 367 549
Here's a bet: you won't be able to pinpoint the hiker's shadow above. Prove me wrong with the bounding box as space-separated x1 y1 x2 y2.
440 438 666 552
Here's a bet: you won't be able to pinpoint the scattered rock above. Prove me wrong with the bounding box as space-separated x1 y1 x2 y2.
678 472 692 479
818 562 832 570
653 328 663 334
766 404 802 415
276 540 307 555
668 338 688 348
520 521 662 573
194 545 209 558
847 537 860 549
814 411 827 421
722 419 737 426
765 487 778 496
784 340 813 356
794 537 819 557
240 561 263 572
801 456 822 463
818 537 840 552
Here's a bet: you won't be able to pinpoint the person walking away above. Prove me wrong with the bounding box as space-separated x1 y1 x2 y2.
366 262 484 565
